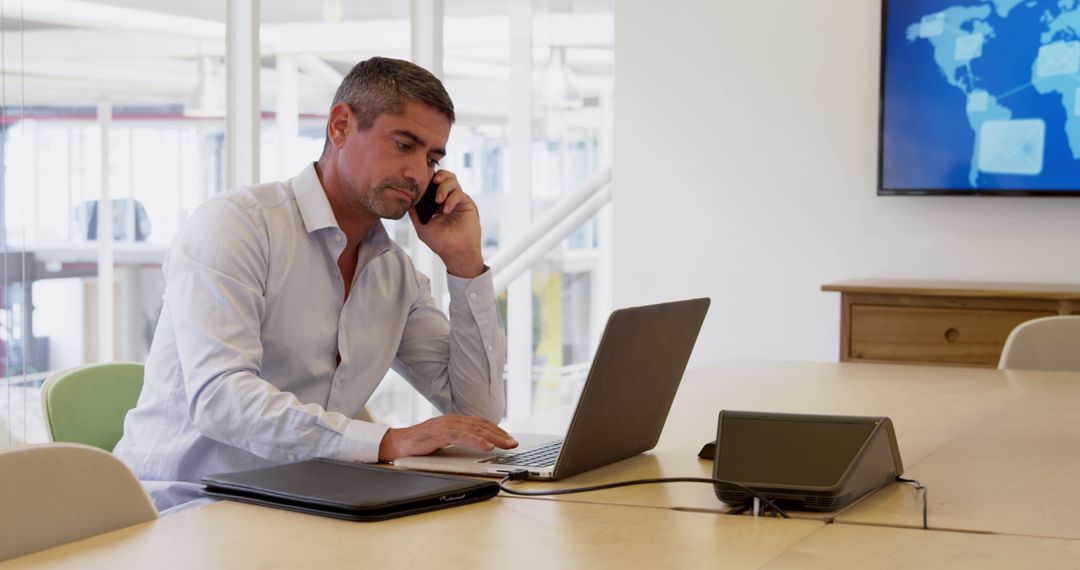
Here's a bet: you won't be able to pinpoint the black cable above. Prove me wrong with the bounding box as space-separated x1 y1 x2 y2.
497 471 790 519
897 477 928 530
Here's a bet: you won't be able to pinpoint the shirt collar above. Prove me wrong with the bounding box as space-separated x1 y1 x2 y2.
364 220 393 254
292 162 339 234
292 162 394 254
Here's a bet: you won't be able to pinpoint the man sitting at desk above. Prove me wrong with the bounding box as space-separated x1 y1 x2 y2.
114 57 517 508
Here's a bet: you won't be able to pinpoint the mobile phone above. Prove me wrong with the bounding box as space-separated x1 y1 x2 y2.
416 180 439 225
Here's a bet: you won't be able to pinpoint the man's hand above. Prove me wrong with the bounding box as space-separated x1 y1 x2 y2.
378 415 518 462
408 170 485 279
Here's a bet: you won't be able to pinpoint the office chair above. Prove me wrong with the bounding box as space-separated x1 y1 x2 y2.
998 316 1080 372
41 362 144 452
0 443 158 562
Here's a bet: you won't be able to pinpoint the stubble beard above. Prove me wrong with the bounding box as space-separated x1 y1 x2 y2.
356 177 419 220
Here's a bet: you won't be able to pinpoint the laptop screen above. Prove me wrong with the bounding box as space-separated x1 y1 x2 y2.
714 416 876 487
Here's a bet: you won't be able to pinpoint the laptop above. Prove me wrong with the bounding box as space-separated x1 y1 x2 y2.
394 297 710 480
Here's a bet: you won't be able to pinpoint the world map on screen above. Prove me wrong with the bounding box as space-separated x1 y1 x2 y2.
881 0 1080 192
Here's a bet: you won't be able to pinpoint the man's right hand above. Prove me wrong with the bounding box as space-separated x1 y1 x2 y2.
377 415 518 462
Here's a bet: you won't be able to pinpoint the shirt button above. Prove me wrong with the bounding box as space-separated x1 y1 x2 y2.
486 344 494 352
469 292 478 300
335 234 343 242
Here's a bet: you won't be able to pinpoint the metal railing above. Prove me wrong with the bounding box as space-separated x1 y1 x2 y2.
490 164 612 294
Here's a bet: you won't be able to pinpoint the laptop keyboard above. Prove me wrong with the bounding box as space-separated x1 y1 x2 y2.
480 440 563 468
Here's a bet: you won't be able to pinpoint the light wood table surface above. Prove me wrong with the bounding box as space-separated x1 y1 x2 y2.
8 359 1080 567
763 523 1080 570
503 360 1041 518
835 369 1080 538
0 496 823 569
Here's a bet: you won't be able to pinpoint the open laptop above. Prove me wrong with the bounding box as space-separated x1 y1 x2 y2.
394 297 710 480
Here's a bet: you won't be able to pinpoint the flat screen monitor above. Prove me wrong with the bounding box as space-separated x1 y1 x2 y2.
879 0 1080 195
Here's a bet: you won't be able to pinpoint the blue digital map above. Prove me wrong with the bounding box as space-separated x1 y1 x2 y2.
882 0 1080 191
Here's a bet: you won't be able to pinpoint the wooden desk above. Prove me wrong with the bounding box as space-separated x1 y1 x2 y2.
505 360 1034 516
764 524 1080 569
0 498 824 569
822 279 1080 367
513 361 1080 539
8 360 1080 567
835 369 1080 539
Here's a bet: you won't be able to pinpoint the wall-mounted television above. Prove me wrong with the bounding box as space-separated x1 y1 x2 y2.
879 0 1080 196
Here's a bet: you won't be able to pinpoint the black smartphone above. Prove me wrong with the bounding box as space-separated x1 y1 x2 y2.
416 180 439 224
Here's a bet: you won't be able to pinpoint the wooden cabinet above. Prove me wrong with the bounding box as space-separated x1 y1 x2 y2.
822 280 1080 367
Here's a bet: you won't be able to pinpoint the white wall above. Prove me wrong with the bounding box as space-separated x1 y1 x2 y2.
614 0 1080 365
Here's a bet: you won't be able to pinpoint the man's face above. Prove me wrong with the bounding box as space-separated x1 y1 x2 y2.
334 100 451 220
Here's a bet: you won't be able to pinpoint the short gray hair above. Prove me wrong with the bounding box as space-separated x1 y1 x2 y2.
321 57 454 156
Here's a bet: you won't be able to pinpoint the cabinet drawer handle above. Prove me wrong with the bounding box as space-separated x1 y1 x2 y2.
944 328 960 343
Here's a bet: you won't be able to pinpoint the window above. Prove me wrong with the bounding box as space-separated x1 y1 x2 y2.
1 1 227 446
1 0 613 447
445 0 614 417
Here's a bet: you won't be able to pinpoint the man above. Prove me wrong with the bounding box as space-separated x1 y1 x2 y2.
114 57 516 507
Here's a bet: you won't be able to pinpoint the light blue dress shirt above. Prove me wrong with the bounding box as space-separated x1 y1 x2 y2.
114 163 506 488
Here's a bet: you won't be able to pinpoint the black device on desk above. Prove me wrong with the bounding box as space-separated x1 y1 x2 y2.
709 410 903 512
201 459 499 521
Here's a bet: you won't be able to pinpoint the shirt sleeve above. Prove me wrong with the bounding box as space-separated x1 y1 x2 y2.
167 198 388 464
391 267 507 422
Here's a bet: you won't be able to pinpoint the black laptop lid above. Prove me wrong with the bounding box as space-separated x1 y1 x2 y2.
201 459 499 521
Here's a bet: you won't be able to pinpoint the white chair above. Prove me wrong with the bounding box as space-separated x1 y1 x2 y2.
0 443 158 562
998 316 1080 372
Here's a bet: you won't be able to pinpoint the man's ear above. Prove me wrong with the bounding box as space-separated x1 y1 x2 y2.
326 102 353 149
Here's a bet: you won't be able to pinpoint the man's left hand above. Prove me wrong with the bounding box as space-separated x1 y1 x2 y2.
409 170 485 278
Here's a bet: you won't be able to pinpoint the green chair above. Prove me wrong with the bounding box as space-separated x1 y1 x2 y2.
41 362 144 452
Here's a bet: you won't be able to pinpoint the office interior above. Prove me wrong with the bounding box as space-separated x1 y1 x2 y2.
3 0 1080 567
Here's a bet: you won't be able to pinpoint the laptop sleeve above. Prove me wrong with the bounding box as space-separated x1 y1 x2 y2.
200 458 500 521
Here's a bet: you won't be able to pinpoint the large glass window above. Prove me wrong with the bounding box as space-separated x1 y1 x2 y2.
445 0 614 417
1 0 612 447
1 1 227 446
